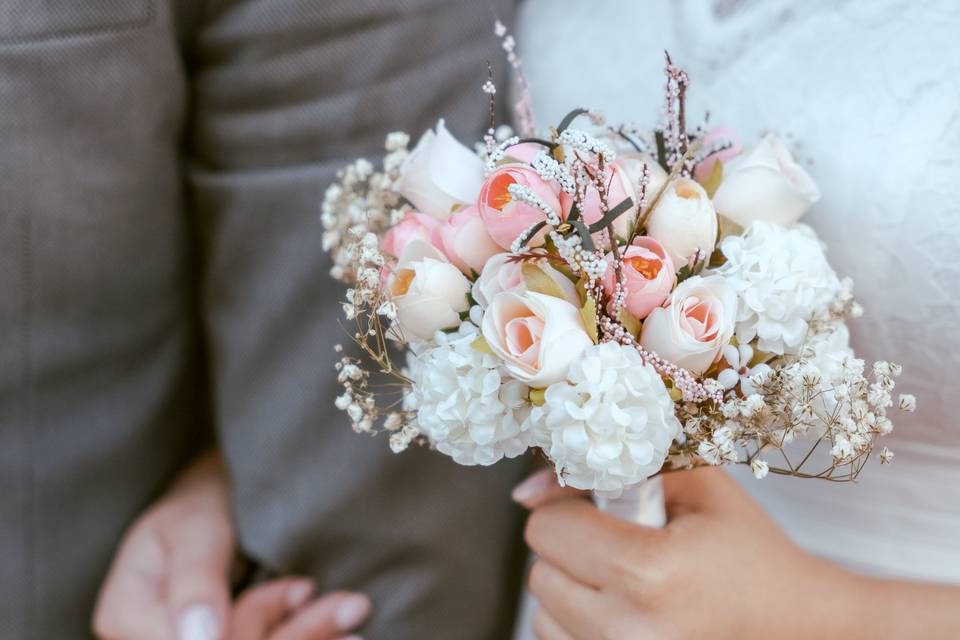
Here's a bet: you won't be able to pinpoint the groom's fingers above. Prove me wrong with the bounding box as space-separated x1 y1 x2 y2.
164 508 234 639
91 526 172 640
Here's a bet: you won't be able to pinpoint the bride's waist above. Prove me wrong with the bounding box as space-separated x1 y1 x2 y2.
730 447 960 584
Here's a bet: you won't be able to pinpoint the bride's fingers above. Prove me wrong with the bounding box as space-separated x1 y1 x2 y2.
532 607 576 640
525 499 662 588
529 560 606 639
512 469 589 509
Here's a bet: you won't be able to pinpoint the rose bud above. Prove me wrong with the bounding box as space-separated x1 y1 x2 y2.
387 240 471 342
395 119 485 220
645 177 718 268
712 133 820 227
478 164 561 250
439 205 502 276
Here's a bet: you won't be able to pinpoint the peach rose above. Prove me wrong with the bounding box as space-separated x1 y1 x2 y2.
382 211 442 259
478 164 561 250
602 237 675 320
639 275 736 375
438 205 502 276
482 291 592 387
472 253 579 308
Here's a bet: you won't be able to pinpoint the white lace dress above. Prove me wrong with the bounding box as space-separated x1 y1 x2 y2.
517 0 960 583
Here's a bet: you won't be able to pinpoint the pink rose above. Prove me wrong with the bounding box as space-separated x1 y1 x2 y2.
602 237 675 320
503 142 542 164
382 211 442 259
439 205 502 275
693 126 743 183
478 164 561 250
559 159 637 239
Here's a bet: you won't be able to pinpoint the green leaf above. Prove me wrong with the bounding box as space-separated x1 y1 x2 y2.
470 336 495 355
529 387 547 406
515 221 547 250
575 273 589 306
580 297 599 344
717 213 744 241
557 107 590 134
586 197 634 233
570 220 596 251
522 263 567 300
617 309 642 339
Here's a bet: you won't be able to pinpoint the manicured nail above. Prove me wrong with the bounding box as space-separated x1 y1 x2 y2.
333 593 372 630
286 579 314 609
177 604 220 640
342 636 365 640
512 470 554 504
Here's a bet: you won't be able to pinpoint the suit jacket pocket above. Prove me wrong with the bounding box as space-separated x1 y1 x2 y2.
0 0 153 42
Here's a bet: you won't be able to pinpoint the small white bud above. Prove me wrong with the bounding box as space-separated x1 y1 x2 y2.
750 458 769 479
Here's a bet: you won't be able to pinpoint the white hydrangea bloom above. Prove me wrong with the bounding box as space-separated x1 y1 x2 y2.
527 342 682 496
404 323 531 466
717 221 841 355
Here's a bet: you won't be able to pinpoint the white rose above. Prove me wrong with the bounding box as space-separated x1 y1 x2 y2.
482 291 592 388
639 275 736 375
472 253 579 308
387 240 470 342
617 153 669 201
712 134 820 227
394 119 485 220
645 177 718 268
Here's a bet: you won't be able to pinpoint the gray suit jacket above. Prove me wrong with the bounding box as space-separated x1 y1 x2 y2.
0 1 527 638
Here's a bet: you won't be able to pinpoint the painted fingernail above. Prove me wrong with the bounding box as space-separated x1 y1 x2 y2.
333 593 372 630
286 579 314 609
511 470 554 504
177 604 220 640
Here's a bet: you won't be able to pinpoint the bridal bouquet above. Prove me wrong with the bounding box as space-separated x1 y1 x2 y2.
321 47 913 498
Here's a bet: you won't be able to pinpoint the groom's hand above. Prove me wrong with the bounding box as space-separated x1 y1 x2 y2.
92 451 371 640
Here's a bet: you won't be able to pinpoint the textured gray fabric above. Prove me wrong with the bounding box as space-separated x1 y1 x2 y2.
0 1 526 638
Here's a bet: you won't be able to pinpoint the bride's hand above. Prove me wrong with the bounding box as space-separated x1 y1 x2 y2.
514 467 866 640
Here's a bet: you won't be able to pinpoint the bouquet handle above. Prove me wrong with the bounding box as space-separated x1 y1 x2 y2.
512 477 666 640
593 475 667 527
